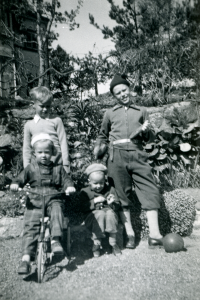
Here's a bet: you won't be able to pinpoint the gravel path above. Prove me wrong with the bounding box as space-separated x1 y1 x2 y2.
1 188 200 300
1 225 200 300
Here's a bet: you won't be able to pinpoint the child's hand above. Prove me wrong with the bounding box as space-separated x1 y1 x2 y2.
107 194 115 205
142 120 150 132
94 195 106 204
10 184 19 192
65 187 76 195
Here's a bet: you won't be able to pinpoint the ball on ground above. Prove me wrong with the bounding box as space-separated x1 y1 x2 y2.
163 233 184 253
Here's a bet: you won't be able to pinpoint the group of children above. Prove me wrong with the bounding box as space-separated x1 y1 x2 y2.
11 74 164 275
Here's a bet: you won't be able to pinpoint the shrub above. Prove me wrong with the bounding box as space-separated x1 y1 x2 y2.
162 189 196 236
144 120 200 188
0 190 26 218
129 189 196 239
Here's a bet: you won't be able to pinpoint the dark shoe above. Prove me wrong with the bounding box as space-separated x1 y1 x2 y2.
101 237 112 255
112 244 122 256
126 236 136 249
51 241 64 254
18 261 31 275
92 244 101 258
148 237 163 249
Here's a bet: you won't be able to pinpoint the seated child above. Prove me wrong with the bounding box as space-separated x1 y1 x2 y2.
23 86 70 173
10 133 76 275
79 163 121 257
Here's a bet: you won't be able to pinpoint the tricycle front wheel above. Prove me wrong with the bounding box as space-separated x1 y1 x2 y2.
37 242 47 283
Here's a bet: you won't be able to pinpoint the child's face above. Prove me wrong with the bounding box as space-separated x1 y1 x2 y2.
88 172 105 193
34 141 53 165
113 84 130 106
34 100 51 118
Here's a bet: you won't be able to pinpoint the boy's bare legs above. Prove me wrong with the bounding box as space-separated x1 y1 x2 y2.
119 209 135 248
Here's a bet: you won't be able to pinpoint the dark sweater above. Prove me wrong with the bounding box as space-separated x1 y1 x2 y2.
12 161 74 208
79 184 121 214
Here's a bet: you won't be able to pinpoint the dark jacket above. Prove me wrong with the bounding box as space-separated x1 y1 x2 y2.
96 103 154 150
79 184 121 214
12 161 74 208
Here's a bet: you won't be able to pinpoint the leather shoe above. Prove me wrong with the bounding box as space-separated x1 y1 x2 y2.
18 261 31 275
148 237 163 249
126 236 136 249
112 244 122 256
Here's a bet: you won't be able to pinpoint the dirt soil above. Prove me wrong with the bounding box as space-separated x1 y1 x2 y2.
0 188 200 300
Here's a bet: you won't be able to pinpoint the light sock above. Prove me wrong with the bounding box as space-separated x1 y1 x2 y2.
146 209 162 239
119 210 135 236
109 233 117 246
22 254 31 262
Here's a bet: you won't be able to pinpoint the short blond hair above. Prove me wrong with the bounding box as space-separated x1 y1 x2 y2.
33 139 57 156
29 86 53 104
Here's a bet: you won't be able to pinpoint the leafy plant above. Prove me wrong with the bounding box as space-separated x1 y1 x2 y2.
144 107 200 188
66 100 104 185
0 190 26 218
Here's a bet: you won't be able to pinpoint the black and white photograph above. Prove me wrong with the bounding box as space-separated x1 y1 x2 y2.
0 0 200 299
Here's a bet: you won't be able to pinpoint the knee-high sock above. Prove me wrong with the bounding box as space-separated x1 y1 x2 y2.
109 233 117 246
119 209 135 236
146 209 162 239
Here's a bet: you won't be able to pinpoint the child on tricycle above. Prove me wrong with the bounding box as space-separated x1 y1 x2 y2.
10 133 76 275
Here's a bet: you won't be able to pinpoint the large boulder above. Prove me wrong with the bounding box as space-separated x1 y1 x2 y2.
9 107 35 120
147 101 199 133
0 134 12 147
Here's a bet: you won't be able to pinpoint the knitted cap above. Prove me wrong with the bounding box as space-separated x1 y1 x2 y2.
110 73 130 93
84 163 107 176
31 133 53 147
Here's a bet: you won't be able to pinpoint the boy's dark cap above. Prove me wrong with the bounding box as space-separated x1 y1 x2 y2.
110 73 130 94
84 163 107 176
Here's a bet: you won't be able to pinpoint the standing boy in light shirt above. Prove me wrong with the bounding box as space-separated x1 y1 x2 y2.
23 86 70 173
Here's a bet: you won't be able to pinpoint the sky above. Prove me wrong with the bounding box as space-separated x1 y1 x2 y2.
51 0 185 95
52 0 123 58
52 0 124 94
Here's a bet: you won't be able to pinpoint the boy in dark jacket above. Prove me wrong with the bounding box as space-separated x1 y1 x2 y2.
10 133 76 275
80 163 121 257
94 74 163 249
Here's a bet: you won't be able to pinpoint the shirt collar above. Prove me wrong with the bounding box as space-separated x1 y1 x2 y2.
34 114 50 123
112 103 140 111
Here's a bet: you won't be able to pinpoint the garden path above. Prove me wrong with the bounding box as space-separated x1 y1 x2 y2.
0 188 200 300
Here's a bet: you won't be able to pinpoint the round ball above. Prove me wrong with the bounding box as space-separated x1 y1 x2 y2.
163 233 184 253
